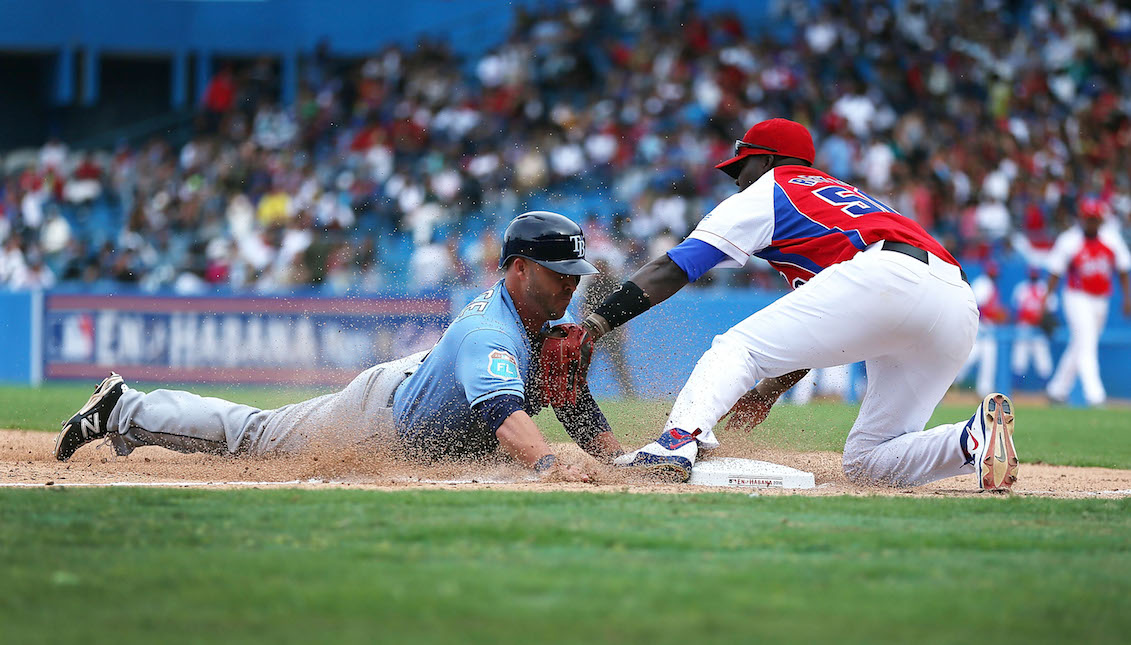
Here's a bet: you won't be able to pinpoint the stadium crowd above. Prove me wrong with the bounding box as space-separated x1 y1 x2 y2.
1 0 1129 297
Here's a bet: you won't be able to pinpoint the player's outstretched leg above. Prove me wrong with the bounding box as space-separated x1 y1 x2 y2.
54 373 127 461
960 393 1018 492
612 428 701 482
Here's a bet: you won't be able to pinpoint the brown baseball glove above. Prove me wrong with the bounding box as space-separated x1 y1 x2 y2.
539 323 594 407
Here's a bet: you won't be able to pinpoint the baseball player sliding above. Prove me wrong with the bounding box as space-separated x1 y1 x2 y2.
54 212 623 481
568 118 1018 491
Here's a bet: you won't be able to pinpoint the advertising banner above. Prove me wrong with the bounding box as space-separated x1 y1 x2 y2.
44 294 449 385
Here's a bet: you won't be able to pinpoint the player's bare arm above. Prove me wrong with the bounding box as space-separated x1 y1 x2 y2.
579 153 805 343
495 410 590 482
578 431 624 463
725 369 810 432
580 254 688 341
625 254 691 308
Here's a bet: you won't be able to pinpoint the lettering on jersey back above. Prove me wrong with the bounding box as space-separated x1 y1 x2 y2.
787 175 843 187
811 185 895 218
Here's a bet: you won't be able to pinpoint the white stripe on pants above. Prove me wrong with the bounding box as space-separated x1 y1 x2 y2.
665 245 979 486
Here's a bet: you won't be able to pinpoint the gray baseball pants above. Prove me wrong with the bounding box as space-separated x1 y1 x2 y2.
106 351 428 456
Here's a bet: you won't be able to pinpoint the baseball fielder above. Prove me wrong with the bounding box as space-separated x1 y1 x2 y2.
1010 267 1054 383
1044 200 1131 406
959 261 1009 396
570 118 1017 491
54 212 623 480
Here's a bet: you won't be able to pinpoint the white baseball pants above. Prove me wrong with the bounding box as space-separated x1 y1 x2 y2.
1011 325 1052 380
106 351 427 456
665 244 980 487
1047 289 1109 405
958 326 999 396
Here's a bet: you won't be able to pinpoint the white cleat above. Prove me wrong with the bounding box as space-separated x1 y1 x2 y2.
964 393 1018 492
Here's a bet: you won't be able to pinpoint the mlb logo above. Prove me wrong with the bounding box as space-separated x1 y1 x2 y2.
487 350 520 379
59 313 95 361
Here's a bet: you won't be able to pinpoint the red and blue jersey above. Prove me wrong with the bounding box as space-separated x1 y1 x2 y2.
680 165 957 289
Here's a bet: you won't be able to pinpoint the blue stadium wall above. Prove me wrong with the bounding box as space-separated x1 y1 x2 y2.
0 0 783 106
0 0 781 54
0 0 787 147
3 288 1130 405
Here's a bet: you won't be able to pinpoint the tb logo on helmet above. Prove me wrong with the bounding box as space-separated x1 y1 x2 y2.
570 235 585 256
498 211 599 276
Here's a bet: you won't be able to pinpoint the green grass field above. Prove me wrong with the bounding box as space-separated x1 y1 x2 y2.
2 490 1128 645
2 383 1130 644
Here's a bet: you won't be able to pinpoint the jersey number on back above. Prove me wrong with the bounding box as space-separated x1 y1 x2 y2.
812 185 895 218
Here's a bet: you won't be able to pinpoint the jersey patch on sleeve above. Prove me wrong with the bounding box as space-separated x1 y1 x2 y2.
486 350 520 380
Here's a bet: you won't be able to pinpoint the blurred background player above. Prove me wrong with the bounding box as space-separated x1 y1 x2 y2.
959 260 1009 396
1011 266 1055 387
54 212 622 480
1045 199 1131 406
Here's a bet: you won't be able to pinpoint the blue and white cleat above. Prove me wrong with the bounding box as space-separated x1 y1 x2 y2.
612 428 701 482
961 393 1018 492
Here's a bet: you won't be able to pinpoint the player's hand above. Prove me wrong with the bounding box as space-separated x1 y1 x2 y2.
1123 298 1131 318
724 390 778 433
546 463 592 483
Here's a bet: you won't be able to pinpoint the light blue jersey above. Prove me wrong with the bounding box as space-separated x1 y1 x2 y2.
393 280 547 459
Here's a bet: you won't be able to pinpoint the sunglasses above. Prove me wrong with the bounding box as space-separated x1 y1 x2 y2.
735 140 778 155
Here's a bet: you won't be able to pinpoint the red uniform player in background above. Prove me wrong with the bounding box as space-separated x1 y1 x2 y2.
1045 199 1131 406
1011 267 1055 385
960 261 1009 396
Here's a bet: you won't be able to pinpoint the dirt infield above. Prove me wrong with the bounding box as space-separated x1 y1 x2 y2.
2 429 1129 498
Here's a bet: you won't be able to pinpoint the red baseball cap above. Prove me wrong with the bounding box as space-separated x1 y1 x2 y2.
715 118 816 179
1078 197 1107 219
